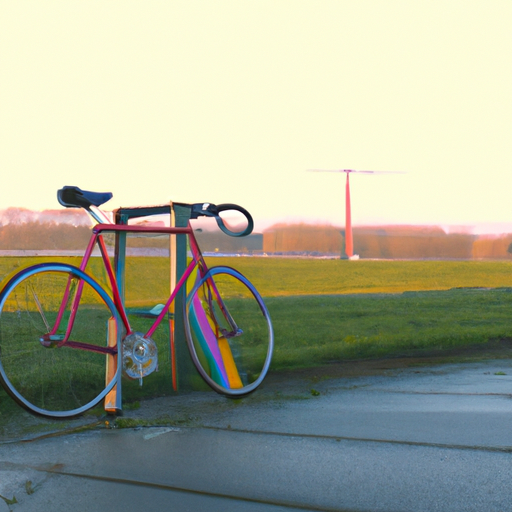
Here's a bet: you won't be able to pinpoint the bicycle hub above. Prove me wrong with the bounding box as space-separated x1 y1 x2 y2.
122 332 158 385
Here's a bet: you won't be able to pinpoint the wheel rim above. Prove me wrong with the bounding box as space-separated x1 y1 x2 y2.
0 264 120 417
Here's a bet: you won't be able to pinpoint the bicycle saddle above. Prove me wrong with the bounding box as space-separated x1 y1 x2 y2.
57 186 113 209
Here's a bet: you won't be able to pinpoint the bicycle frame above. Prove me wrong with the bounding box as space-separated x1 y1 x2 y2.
49 223 192 343
48 220 238 363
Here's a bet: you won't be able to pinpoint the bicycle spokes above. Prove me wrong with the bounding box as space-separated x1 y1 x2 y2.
0 265 121 417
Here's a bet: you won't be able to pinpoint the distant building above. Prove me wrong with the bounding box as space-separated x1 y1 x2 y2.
263 224 342 255
195 231 263 254
260 223 512 260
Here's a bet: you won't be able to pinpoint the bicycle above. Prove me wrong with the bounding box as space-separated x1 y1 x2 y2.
0 186 273 418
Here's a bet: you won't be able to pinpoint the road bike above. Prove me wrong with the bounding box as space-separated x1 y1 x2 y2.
0 186 273 418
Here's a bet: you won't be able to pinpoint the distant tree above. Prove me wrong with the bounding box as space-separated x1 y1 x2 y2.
0 222 90 250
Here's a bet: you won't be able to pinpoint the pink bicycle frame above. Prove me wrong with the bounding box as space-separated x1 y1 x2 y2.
45 219 237 387
82 223 207 340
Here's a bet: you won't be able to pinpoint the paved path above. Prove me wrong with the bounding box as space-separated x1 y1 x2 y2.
2 359 512 511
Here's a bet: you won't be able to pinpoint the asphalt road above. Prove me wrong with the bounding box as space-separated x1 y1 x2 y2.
2 358 512 511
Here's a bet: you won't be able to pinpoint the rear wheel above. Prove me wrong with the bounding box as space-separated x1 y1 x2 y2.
184 266 273 396
0 263 121 417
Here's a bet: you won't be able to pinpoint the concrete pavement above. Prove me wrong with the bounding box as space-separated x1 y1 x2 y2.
2 358 512 511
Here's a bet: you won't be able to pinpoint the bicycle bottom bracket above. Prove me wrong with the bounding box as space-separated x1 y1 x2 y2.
122 332 158 384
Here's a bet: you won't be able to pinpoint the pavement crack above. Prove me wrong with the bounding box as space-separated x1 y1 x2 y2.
0 420 104 446
198 425 512 454
23 464 363 512
360 389 512 397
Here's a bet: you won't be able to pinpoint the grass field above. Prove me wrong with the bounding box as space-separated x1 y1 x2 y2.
3 256 512 295
1 256 512 414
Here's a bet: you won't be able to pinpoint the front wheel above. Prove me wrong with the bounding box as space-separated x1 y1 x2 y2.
184 266 273 396
0 263 121 418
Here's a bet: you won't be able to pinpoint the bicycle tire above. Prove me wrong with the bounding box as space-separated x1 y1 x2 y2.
0 263 121 418
184 266 273 396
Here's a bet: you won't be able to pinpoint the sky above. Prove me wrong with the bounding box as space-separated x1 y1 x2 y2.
1 1 511 233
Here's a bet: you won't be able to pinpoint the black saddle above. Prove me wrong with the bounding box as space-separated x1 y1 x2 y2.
57 186 113 209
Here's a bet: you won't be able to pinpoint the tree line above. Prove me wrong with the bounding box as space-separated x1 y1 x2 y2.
263 223 512 259
0 222 91 250
2 205 512 259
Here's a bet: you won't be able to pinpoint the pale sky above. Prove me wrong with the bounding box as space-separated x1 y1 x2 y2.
1 1 511 233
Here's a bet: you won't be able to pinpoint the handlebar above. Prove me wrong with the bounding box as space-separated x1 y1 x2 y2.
190 202 254 237
57 186 254 237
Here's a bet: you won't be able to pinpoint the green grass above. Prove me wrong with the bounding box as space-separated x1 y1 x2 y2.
266 288 512 370
2 256 512 418
216 258 512 296
4 256 512 297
